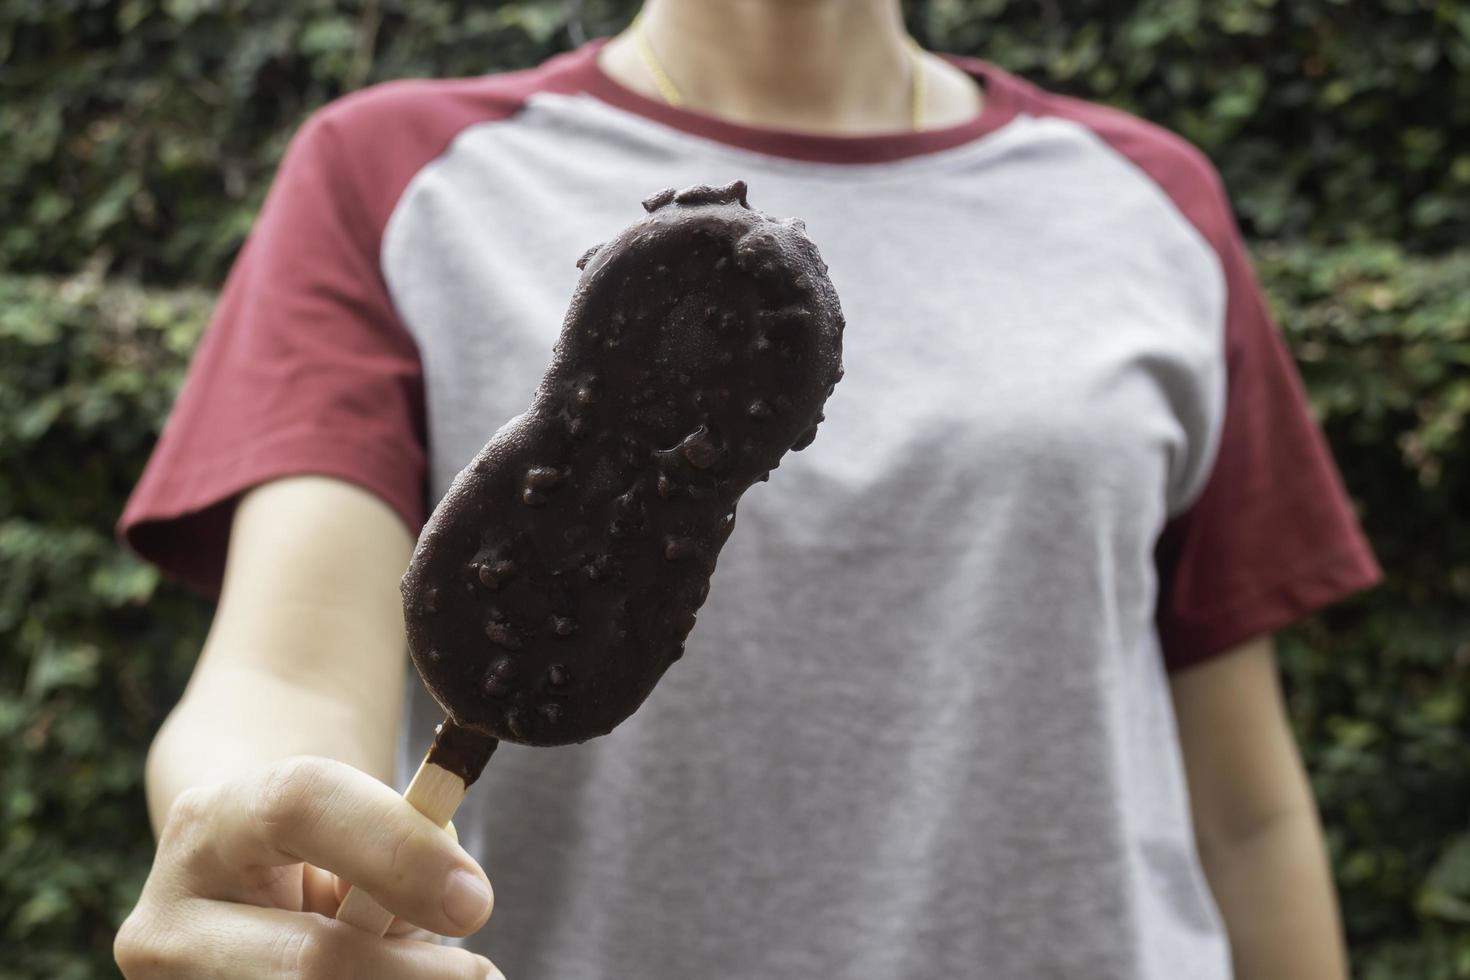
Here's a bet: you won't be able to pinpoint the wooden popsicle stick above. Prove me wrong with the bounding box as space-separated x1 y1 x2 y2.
334 757 471 935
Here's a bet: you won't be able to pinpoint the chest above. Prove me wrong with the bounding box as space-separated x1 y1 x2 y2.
383 106 1225 553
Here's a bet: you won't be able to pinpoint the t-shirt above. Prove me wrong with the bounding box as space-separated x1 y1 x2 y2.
121 40 1381 980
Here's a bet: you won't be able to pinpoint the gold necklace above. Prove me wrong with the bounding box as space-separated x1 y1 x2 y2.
633 15 686 107
908 38 927 132
632 16 929 132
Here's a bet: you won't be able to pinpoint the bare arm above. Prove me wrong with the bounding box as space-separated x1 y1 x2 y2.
145 476 414 828
1170 636 1348 979
118 477 503 978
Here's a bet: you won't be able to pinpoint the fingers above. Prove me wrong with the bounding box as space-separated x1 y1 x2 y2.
163 757 492 937
302 865 341 918
386 919 443 942
325 867 438 940
119 760 499 979
116 900 504 980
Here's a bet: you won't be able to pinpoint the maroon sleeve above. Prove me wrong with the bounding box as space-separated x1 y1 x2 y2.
1152 224 1381 668
999 74 1383 668
119 97 432 596
117 68 597 595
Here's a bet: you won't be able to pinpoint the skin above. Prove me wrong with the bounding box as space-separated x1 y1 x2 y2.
1172 637 1350 978
117 479 504 979
120 2 1348 976
600 0 984 133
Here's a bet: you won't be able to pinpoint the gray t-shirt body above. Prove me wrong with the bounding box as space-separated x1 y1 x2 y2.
391 58 1227 979
124 40 1381 980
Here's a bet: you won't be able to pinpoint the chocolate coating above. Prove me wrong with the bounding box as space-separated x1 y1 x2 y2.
425 721 499 786
402 181 845 747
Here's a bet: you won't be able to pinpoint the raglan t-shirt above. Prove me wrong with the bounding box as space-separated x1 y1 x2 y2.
121 41 1380 980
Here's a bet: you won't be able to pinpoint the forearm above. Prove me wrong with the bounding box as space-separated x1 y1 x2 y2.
143 477 416 833
1199 804 1347 979
145 662 401 833
1171 638 1349 979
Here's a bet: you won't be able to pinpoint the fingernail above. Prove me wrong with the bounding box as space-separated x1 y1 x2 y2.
479 958 506 980
443 869 493 928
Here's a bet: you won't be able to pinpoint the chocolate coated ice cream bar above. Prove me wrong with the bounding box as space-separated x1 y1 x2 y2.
338 181 843 932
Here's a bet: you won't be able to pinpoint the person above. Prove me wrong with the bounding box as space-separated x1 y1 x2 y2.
113 1 1381 977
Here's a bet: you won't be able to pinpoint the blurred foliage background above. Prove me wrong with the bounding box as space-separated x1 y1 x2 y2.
0 1 1466 977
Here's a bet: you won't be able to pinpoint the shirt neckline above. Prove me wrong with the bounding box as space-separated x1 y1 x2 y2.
560 39 1021 166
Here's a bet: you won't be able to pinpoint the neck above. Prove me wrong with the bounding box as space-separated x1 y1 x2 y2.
603 0 917 134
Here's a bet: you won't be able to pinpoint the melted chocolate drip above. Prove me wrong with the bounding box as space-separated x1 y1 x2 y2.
426 720 499 786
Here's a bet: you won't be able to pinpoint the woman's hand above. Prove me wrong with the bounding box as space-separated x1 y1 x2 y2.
115 756 503 979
